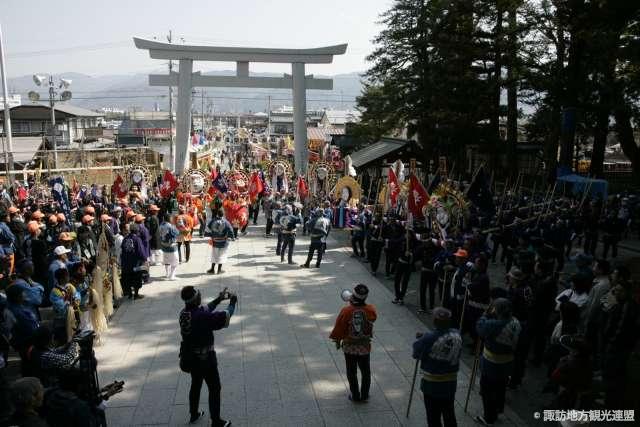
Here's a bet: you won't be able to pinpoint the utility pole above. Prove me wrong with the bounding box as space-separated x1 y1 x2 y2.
201 90 205 136
48 76 58 170
167 30 175 171
0 23 15 182
267 95 271 143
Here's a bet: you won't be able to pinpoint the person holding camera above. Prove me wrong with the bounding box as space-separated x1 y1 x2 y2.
42 367 106 427
26 325 79 387
179 285 237 426
475 298 521 426
412 307 462 427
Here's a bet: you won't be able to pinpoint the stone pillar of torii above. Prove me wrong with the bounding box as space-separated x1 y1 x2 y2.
133 37 347 176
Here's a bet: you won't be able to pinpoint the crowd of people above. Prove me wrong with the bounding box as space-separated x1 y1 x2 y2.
330 188 640 426
0 176 228 426
0 162 637 426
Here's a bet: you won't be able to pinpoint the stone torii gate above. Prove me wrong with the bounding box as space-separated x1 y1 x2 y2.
133 37 347 175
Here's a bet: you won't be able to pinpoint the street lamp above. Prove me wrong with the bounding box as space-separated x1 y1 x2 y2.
28 74 72 171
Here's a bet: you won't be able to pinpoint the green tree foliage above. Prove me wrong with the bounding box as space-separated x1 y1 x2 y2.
356 0 640 179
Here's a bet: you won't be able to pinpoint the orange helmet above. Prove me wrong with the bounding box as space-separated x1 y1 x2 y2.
48 215 58 225
56 213 66 223
27 221 40 234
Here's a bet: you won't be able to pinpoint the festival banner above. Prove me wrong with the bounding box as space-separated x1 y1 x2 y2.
466 165 495 214
408 175 429 219
249 172 264 202
49 176 72 227
297 176 309 200
112 174 128 199
160 170 179 198
388 168 400 208
212 172 229 195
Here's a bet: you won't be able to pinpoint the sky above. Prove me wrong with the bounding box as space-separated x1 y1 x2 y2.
2 0 392 78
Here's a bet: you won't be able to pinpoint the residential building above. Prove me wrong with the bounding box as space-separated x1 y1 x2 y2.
269 105 324 136
0 103 104 167
320 109 361 130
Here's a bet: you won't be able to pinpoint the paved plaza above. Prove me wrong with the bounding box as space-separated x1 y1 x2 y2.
96 220 526 427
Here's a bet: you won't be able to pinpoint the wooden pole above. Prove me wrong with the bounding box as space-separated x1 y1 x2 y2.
464 340 483 412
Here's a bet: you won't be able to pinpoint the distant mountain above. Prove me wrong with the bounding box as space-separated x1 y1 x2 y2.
7 71 364 113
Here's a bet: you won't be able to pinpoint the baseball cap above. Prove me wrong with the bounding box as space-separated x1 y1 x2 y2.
100 214 112 222
507 267 524 281
27 221 40 234
48 215 58 224
81 214 94 224
126 210 136 219
8 206 18 214
149 204 160 212
54 245 71 256
134 214 145 223
56 213 66 222
84 206 95 215
58 232 74 242
454 248 468 258
31 210 45 220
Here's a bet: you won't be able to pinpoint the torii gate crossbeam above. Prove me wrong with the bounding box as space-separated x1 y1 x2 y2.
133 37 347 175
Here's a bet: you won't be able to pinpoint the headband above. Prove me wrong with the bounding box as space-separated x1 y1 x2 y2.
185 289 200 304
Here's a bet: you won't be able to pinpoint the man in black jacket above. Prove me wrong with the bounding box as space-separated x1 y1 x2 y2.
180 286 237 426
8 206 26 263
146 205 162 265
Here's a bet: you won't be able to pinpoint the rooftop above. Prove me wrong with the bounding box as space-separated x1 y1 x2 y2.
0 102 103 118
322 109 361 125
349 137 418 169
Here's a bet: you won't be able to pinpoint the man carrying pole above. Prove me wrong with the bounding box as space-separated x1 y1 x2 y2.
411 307 462 426
474 298 521 426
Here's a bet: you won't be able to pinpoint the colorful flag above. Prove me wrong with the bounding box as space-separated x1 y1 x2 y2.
388 168 400 208
212 172 228 194
466 165 495 214
160 170 179 198
49 176 72 226
210 168 218 181
408 175 429 219
112 174 128 199
297 176 309 200
249 172 264 202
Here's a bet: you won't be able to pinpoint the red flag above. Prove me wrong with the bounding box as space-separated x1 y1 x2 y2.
388 168 400 208
408 175 429 218
248 172 264 202
297 176 309 200
17 186 27 202
112 174 128 199
160 170 179 198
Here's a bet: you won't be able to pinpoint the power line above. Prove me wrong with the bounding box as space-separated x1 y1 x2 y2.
67 94 358 102
6 41 131 58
